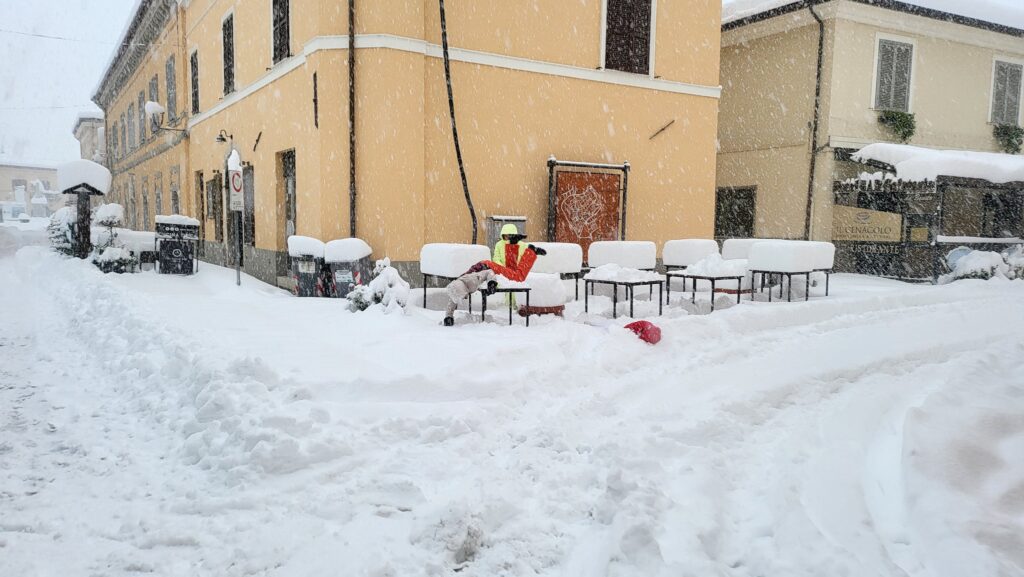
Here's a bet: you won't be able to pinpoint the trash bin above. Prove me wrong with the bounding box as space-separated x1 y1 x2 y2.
155 216 200 275
287 236 326 297
324 238 373 298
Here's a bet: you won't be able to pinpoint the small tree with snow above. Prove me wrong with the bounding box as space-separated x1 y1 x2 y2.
90 203 137 273
347 258 411 313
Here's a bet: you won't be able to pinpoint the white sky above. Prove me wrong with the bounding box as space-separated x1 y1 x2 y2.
0 0 136 166
0 0 1020 165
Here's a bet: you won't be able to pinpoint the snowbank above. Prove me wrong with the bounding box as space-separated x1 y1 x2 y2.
58 159 111 195
155 214 200 227
686 254 748 277
529 242 583 274
941 250 1009 283
663 239 719 267
584 263 662 282
852 143 1024 184
420 243 490 277
588 241 656 269
325 238 372 262
287 235 325 258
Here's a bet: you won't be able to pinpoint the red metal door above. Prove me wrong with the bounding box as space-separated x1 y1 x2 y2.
554 171 621 261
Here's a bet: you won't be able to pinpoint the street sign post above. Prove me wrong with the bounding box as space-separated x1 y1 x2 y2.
229 169 243 212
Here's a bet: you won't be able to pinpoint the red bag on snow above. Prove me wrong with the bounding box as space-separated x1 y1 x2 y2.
625 320 661 345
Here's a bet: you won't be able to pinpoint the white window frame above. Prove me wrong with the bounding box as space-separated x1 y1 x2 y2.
599 0 658 78
989 56 1024 126
870 32 917 113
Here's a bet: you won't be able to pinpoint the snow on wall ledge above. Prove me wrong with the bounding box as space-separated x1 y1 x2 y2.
852 143 1024 184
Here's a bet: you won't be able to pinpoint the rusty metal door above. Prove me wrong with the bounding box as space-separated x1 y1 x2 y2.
554 171 621 261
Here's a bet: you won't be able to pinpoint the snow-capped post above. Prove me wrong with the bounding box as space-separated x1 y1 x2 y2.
226 144 243 286
58 159 111 259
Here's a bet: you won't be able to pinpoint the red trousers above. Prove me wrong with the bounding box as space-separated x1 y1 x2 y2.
484 248 537 282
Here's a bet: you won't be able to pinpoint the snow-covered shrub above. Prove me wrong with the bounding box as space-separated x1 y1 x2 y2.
1002 245 1024 279
92 246 137 274
939 250 1008 284
47 206 76 256
93 203 124 228
346 257 411 313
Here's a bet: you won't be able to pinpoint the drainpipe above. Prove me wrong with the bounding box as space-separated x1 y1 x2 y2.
348 0 357 238
803 0 825 241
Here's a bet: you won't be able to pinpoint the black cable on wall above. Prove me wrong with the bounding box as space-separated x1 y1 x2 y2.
348 0 357 238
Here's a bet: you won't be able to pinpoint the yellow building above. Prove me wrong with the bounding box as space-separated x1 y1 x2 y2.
95 0 722 285
716 0 1024 277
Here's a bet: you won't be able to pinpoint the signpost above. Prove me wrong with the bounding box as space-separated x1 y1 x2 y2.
226 148 243 286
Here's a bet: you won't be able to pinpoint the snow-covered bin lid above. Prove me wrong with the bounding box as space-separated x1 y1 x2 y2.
721 238 771 260
420 243 490 277
155 214 201 227
747 240 822 273
58 159 111 195
663 239 720 267
324 238 372 262
584 264 662 282
287 235 325 258
851 143 1024 184
530 242 583 274
686 254 748 277
587 241 656 269
525 272 567 307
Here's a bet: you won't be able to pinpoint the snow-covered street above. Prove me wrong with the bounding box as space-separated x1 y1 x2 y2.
2 246 1022 576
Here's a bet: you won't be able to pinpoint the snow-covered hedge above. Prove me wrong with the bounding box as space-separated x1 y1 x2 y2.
940 249 1010 283
348 258 410 313
47 206 76 256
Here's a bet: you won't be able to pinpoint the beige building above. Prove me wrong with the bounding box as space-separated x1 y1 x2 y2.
72 113 107 165
94 0 722 285
716 0 1024 276
0 160 60 218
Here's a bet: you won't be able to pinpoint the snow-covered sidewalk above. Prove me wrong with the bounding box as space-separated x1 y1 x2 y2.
2 246 1022 576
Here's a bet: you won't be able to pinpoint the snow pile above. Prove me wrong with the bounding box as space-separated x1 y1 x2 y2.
348 258 410 313
529 242 583 274
686 253 749 277
1003 245 1024 279
57 159 111 194
663 239 719 267
420 243 490 277
94 246 131 263
721 238 771 260
93 203 124 227
287 235 325 258
748 240 832 273
525 272 567 307
155 214 200 227
588 241 657 269
585 263 662 282
92 228 155 255
325 238 372 263
940 250 1009 283
852 143 1024 184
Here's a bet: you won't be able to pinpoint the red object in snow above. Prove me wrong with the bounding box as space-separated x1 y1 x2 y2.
625 320 662 345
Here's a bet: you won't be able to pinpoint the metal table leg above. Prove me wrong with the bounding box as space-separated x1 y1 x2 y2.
481 291 487 322
711 279 717 312
526 291 530 327
805 272 810 301
612 283 618 319
629 285 634 318
658 282 663 315
423 276 428 308
787 273 792 302
584 280 589 313
736 278 742 305
508 292 513 325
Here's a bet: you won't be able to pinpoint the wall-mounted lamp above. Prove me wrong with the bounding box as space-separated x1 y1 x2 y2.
215 130 233 143
146 101 187 134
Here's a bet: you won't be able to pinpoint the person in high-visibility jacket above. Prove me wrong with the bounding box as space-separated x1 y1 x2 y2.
493 224 528 306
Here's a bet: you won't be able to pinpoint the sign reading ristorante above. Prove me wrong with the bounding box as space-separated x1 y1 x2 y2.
831 206 902 242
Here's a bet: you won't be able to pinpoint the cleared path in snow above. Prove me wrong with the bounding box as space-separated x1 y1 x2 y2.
2 247 1022 577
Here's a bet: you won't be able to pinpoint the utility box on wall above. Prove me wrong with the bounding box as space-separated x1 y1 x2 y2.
486 215 527 248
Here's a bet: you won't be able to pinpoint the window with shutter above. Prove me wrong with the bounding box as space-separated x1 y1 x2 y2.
874 39 913 112
120 114 126 156
138 91 146 142
604 0 652 75
223 15 235 95
149 76 159 133
190 51 200 114
166 56 177 122
127 105 135 150
272 0 290 64
992 61 1023 126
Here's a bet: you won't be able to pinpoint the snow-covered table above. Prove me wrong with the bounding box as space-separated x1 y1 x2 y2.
479 287 532 326
668 273 743 311
584 264 664 319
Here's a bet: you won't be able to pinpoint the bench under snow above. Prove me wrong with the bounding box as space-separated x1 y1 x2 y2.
420 243 490 278
588 241 657 269
324 238 372 263
663 239 720 268
287 235 325 259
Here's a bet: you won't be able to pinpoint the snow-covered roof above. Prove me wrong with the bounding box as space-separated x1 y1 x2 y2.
851 143 1024 184
58 159 112 195
722 0 1024 33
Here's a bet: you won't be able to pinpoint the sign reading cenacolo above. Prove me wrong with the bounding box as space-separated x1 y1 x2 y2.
831 205 902 242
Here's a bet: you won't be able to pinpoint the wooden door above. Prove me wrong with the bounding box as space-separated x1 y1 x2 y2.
554 171 621 261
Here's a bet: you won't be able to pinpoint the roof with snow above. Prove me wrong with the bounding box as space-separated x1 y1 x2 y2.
723 0 1024 36
58 159 112 195
851 143 1024 184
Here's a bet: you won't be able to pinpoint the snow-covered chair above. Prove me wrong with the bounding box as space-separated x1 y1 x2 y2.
587 241 657 270
747 240 830 302
721 238 776 260
663 239 720 270
530 242 583 299
419 243 490 309
807 241 836 295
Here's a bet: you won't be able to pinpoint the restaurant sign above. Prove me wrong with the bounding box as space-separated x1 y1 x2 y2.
832 206 902 242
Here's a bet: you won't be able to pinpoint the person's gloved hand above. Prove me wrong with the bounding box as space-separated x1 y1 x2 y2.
507 234 527 245
485 280 499 295
528 244 547 256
